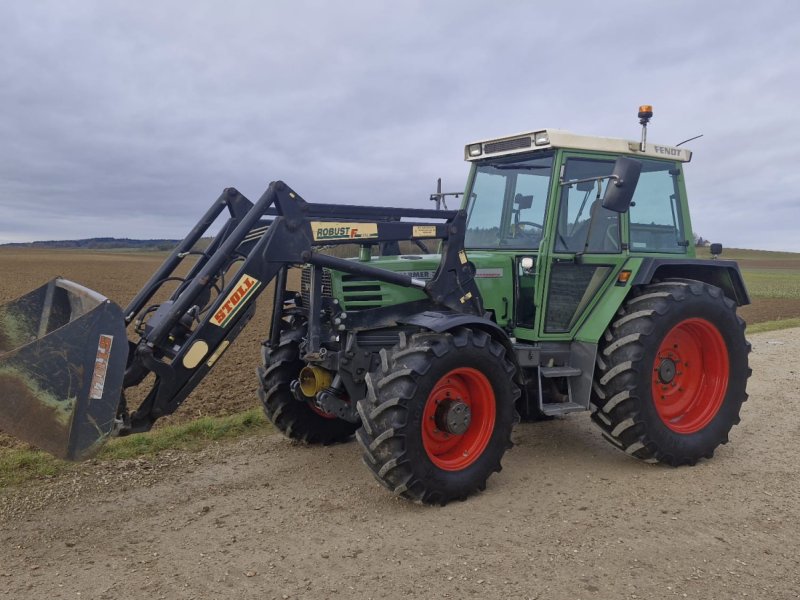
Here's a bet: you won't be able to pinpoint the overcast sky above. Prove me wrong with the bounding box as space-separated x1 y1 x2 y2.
1 1 798 250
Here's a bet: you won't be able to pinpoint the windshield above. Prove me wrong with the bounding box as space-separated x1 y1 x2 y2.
464 153 554 249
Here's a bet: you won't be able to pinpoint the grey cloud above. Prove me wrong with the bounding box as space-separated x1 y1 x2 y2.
0 0 798 249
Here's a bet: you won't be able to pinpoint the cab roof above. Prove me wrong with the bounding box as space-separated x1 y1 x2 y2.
464 129 692 163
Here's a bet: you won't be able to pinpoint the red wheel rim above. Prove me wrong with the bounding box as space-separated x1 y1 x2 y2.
422 367 496 471
651 318 729 434
308 401 336 419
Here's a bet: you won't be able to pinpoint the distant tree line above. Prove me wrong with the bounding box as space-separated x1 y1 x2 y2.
0 237 180 251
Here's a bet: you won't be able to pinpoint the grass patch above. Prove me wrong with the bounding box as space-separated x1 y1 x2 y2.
747 317 800 334
696 247 800 261
0 408 270 489
740 269 800 299
101 408 269 460
0 449 65 487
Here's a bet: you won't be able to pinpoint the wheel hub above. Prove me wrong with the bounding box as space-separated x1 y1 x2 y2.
422 367 496 471
657 357 677 384
651 318 730 434
435 399 472 435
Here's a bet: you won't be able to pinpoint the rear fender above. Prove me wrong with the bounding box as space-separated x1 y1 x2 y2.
631 258 750 306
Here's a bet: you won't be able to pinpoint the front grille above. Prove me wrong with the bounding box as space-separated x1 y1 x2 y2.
300 268 386 310
300 266 332 308
340 274 383 309
484 136 532 154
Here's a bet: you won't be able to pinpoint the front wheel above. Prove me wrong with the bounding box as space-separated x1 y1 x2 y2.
257 316 358 444
591 280 751 465
356 328 519 504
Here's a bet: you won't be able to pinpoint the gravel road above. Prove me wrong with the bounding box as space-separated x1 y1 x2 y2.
1 327 799 600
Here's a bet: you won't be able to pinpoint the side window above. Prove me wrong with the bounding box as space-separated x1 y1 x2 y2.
555 158 620 253
629 161 686 253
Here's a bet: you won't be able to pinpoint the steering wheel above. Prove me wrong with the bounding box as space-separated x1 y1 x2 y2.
516 221 543 233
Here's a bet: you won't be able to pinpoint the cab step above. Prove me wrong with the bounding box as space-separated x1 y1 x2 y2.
540 366 582 378
541 401 586 416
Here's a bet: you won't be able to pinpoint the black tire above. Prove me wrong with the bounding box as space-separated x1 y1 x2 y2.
591 280 751 466
356 328 519 505
257 318 358 444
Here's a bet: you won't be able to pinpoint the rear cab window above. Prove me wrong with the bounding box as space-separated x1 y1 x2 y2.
628 159 687 253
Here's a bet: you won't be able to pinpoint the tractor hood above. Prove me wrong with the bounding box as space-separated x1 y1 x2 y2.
323 252 515 326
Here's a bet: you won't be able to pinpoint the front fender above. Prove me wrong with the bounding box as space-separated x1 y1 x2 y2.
397 311 512 353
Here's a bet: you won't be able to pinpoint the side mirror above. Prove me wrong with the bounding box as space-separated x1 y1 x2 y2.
602 156 642 213
514 194 533 210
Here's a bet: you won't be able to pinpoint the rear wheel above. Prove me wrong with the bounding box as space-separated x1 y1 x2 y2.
356 328 519 504
591 280 750 465
257 317 358 444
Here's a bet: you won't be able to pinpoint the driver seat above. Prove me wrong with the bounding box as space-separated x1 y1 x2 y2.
586 200 621 252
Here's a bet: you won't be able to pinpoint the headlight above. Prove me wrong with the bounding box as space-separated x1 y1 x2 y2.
533 131 550 146
467 143 482 157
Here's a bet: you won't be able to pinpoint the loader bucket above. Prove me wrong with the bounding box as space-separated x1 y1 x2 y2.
0 278 128 460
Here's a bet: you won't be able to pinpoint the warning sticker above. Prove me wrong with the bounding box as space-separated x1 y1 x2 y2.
89 335 114 400
412 225 436 238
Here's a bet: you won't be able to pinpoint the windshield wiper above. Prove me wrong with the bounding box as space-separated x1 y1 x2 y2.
490 165 551 171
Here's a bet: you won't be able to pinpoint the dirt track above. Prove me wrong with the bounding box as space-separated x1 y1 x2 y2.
1 326 799 599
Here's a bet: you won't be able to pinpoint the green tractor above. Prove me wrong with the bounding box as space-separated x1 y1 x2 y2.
262 106 750 501
0 107 749 504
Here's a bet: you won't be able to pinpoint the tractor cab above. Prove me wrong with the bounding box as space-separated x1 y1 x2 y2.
461 116 691 339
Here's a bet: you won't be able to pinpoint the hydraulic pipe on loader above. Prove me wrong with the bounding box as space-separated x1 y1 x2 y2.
123 188 246 325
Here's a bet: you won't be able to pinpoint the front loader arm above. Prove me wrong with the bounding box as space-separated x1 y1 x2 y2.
0 179 484 458
123 181 483 434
